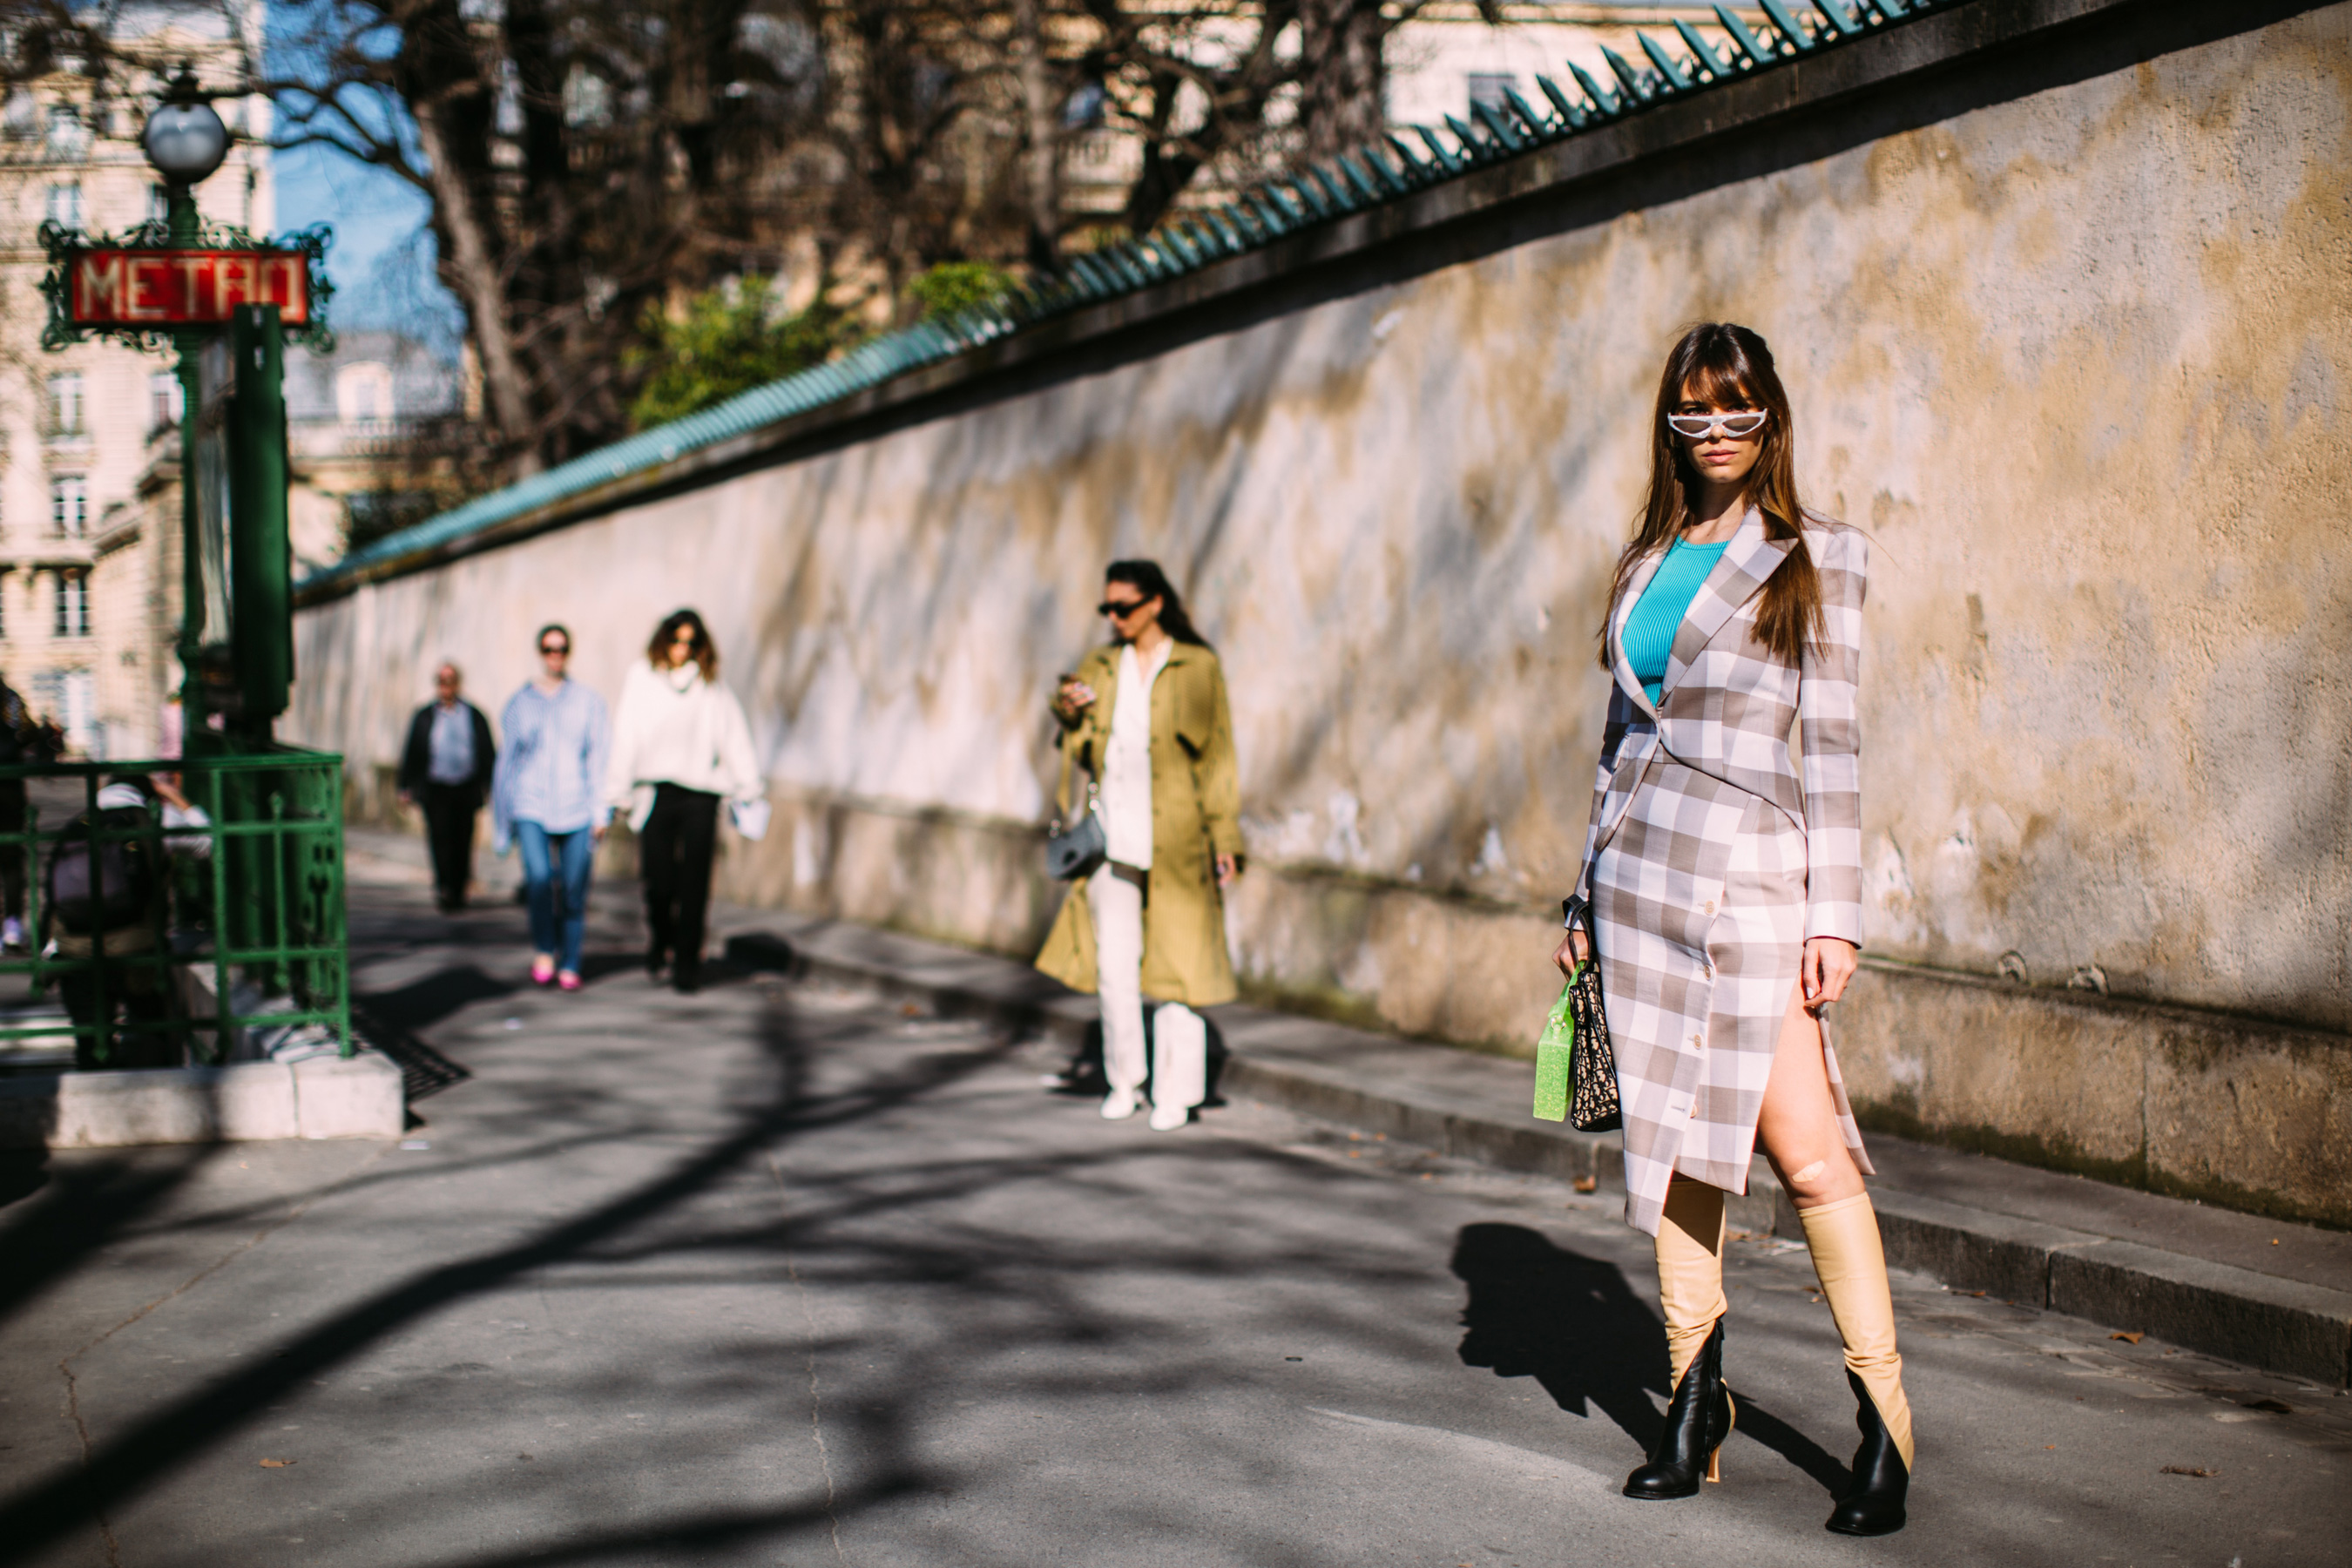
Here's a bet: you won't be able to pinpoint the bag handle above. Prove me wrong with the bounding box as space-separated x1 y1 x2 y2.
1561 895 1598 973
1051 726 1098 832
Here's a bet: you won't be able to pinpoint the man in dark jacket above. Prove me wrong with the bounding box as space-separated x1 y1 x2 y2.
397 663 497 912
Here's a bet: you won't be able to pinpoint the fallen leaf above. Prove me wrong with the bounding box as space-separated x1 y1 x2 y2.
517 1453 534 1462
1573 1176 1598 1193
2159 1465 2215 1477
1966 1290 1987 1298
259 1458 295 1469
899 1003 922 1017
1348 1151 1362 1159
2110 1331 2144 1344
2044 1445 2056 1450
1420 1173 1434 1181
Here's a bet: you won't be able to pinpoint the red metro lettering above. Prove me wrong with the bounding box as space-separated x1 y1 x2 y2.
66 249 311 327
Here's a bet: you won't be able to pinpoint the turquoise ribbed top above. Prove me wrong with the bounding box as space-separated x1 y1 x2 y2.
1622 537 1729 705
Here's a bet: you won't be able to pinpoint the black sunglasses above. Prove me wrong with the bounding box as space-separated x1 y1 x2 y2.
539 642 570 655
1097 598 1153 618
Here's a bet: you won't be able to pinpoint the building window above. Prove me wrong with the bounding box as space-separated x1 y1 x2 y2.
49 372 84 436
44 182 84 230
149 372 182 431
44 105 87 158
1468 73 1517 115
51 476 88 537
54 572 90 639
335 362 396 424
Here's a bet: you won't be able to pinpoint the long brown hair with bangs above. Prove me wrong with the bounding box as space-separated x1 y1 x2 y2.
1600 323 1823 668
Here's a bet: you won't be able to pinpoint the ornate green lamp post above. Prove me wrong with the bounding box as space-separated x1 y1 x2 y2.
42 64 332 745
25 66 354 1065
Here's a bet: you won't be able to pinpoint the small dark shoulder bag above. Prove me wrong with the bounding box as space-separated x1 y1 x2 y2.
1532 894 1622 1132
1044 730 1106 882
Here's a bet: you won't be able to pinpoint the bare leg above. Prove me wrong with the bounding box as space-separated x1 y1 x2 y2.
1753 981 1864 1209
1755 977 1916 1494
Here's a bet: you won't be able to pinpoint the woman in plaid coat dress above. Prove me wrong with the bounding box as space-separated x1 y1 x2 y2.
1561 324 1913 1536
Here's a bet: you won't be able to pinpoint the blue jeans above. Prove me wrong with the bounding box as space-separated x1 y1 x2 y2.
515 821 593 973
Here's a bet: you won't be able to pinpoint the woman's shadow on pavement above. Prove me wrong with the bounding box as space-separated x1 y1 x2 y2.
1451 1222 1848 1495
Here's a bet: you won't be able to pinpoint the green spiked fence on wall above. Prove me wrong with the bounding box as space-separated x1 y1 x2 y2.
0 749 349 1069
303 0 1958 596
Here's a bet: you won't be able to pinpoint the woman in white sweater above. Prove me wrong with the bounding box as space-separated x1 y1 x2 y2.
605 610 762 992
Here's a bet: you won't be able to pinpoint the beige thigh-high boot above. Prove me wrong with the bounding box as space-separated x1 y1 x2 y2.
1798 1191 1914 1535
1657 1175 1727 1387
1624 1175 1734 1498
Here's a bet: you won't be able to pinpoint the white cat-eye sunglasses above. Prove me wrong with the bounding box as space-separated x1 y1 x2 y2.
1666 409 1768 439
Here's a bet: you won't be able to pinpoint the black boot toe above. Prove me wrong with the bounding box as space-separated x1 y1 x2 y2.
1825 1369 1909 1536
1622 1319 1733 1501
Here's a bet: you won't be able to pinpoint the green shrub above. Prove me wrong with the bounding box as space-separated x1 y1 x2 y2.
628 278 864 430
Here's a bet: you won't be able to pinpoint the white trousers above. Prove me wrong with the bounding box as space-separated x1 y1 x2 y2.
1087 863 1206 1108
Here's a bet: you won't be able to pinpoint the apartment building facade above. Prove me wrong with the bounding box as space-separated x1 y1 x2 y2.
0 3 271 757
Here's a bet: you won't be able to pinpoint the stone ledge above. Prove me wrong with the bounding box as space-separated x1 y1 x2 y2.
0 1051 406 1148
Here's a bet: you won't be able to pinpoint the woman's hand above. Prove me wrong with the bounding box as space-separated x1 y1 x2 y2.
1553 925 1591 978
1801 937 1858 1009
1215 852 1240 888
1051 677 1095 727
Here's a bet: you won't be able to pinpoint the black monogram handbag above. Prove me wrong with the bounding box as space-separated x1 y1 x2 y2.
1533 894 1622 1132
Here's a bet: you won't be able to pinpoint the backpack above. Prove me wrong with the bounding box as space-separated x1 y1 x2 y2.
47 806 160 936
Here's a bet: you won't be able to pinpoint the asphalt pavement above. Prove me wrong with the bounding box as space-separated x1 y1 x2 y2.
0 858 2346 1567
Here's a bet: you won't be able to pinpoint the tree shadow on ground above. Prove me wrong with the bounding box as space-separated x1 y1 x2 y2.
1451 1221 1847 1496
356 963 517 1033
0 982 1017 1564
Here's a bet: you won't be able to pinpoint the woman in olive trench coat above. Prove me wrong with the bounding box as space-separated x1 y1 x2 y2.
1036 561 1241 1130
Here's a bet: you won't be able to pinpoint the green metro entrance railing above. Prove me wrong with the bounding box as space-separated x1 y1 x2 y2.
0 746 348 1069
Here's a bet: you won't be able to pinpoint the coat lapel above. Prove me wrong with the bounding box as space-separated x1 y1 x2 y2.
1608 549 1667 722
1661 508 1794 699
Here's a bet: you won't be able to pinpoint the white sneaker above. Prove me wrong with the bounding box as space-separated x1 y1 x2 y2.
1099 1087 1140 1120
1148 1099 1189 1132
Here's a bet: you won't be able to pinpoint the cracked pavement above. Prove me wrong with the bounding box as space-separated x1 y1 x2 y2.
0 867 2345 1566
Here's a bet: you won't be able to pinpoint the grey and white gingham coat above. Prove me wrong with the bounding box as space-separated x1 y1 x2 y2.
1574 510 1872 1236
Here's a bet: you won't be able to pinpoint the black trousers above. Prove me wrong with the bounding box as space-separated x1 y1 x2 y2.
641 784 720 978
60 953 178 1071
421 783 481 906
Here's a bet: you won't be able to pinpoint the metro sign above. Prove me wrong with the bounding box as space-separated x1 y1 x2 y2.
66 247 313 328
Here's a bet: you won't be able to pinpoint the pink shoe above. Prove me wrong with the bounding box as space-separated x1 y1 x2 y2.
558 970 583 992
531 956 556 985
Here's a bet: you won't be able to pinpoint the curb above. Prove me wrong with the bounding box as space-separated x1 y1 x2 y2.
0 1050 407 1148
725 923 2352 1389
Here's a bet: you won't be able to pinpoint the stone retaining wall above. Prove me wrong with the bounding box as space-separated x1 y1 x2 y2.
292 2 2352 1224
